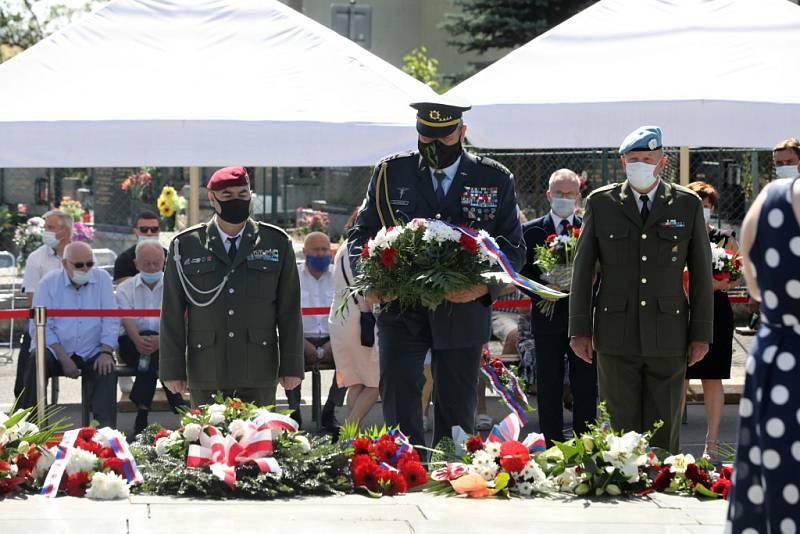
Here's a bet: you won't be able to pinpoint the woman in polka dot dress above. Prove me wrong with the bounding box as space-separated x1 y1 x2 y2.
727 177 800 534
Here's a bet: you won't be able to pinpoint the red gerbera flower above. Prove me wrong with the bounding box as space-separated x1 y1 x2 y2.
685 464 709 488
378 469 408 496
545 234 558 245
498 440 530 474
78 427 97 441
352 461 381 492
710 478 731 499
652 466 674 492
396 450 421 469
719 466 734 480
400 461 427 489
350 453 373 472
190 409 202 415
66 471 92 497
459 233 478 254
351 437 372 456
370 440 398 463
360 242 370 259
103 457 125 477
466 436 485 454
379 247 398 268
153 429 170 444
74 438 102 456
228 400 242 409
98 447 116 459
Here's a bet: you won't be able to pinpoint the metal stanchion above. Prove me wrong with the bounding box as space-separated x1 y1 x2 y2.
34 306 47 424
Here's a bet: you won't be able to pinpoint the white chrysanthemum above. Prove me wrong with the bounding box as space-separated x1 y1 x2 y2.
294 435 311 452
515 481 534 497
66 448 99 475
208 403 226 414
470 462 498 481
183 423 203 442
155 437 170 456
484 441 502 458
226 419 246 437
86 471 130 500
384 226 403 245
422 220 461 244
209 412 226 426
471 450 494 466
33 448 55 480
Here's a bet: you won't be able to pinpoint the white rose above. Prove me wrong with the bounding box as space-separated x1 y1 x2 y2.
209 413 226 426
182 423 202 443
155 437 170 456
86 472 130 500
208 403 226 414
294 435 311 452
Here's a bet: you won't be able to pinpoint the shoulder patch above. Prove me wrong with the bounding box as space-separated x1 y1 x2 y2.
476 156 512 176
378 150 417 165
255 220 291 240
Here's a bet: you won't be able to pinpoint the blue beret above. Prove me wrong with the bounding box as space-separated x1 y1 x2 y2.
619 126 663 154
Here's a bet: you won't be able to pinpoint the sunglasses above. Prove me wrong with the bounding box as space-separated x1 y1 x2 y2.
69 261 95 269
138 226 159 234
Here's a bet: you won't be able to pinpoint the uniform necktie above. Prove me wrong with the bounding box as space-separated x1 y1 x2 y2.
639 194 650 222
433 170 447 203
227 236 238 262
559 219 570 236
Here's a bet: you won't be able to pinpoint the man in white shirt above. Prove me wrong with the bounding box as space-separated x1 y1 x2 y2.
116 240 186 434
20 242 120 427
286 231 344 430
14 209 73 397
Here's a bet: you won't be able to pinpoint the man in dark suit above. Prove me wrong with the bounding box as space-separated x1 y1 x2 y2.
348 96 525 447
569 126 713 453
521 169 597 447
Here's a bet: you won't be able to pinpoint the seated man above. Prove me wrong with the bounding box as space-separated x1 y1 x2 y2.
286 231 345 430
113 209 167 284
116 240 187 435
21 242 120 427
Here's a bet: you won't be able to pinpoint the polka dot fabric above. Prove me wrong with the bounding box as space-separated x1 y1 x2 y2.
728 178 800 533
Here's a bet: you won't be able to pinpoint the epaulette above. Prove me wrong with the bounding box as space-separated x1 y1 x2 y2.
587 182 622 199
174 223 205 238
476 156 512 176
378 150 417 165
670 183 698 197
255 220 291 239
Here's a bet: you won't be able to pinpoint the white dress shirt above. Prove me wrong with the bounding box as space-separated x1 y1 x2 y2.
215 218 245 253
21 244 62 294
298 262 334 337
429 156 462 196
30 268 120 360
549 212 576 233
115 273 163 333
633 181 660 212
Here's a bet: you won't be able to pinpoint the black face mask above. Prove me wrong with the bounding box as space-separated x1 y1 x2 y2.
214 197 251 224
418 138 463 170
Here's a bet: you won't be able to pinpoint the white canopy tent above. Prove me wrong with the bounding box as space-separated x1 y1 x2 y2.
0 0 435 168
450 0 800 150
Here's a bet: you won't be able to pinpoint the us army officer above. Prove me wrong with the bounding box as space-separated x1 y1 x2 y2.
569 126 713 453
348 97 525 447
160 166 304 407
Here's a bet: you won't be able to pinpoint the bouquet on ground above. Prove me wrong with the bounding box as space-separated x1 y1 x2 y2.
425 413 548 498
0 404 65 498
710 242 742 281
346 218 563 312
12 216 44 269
132 395 350 499
648 453 733 500
537 402 661 497
34 426 141 499
341 424 427 496
479 345 533 424
532 225 580 316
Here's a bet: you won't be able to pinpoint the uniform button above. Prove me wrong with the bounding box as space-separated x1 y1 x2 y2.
671 257 677 262
673 235 678 240
261 341 267 346
641 233 647 240
676 310 680 315
641 255 647 262
436 213 442 219
228 309 234 316
231 269 235 274
228 331 235 338
640 300 647 307
641 278 647 284
609 234 614 238
229 288 235 294
196 344 202 348
603 306 608 311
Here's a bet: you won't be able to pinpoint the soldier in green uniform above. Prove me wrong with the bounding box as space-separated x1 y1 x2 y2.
569 126 713 453
160 166 304 407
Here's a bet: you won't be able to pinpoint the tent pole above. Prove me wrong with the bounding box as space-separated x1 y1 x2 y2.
679 146 690 185
189 167 201 226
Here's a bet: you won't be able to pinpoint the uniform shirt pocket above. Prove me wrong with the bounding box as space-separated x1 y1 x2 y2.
187 330 217 382
656 296 689 351
388 197 417 223
246 327 277 380
594 294 628 349
246 259 277 298
183 261 219 291
656 227 690 266
597 226 629 266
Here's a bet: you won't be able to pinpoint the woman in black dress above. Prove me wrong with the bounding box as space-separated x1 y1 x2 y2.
685 181 739 462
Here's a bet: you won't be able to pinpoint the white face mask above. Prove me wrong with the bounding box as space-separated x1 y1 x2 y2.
138 236 159 245
625 161 659 191
775 164 799 180
70 269 91 286
703 207 712 222
550 197 576 219
42 231 59 248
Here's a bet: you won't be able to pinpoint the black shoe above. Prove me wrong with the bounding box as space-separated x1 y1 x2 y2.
290 409 303 429
134 409 149 436
321 409 339 431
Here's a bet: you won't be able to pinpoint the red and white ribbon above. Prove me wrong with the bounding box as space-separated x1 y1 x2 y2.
252 411 299 433
97 427 143 485
40 429 79 497
186 423 280 488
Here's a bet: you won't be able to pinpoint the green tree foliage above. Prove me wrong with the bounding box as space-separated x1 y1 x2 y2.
0 0 104 62
402 46 441 93
442 0 597 54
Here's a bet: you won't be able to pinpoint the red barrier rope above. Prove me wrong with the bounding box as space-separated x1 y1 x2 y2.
0 309 30 320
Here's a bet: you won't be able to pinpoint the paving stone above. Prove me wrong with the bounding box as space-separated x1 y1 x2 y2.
0 496 148 519
0 519 127 534
147 502 426 522
408 522 699 534
129 519 413 534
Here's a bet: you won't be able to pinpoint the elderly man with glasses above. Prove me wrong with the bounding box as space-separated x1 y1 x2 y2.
20 241 120 427
113 209 168 284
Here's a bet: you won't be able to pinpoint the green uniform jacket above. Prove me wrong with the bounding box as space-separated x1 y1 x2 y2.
159 218 304 389
568 181 714 357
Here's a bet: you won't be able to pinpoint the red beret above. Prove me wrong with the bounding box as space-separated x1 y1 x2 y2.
207 166 249 191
